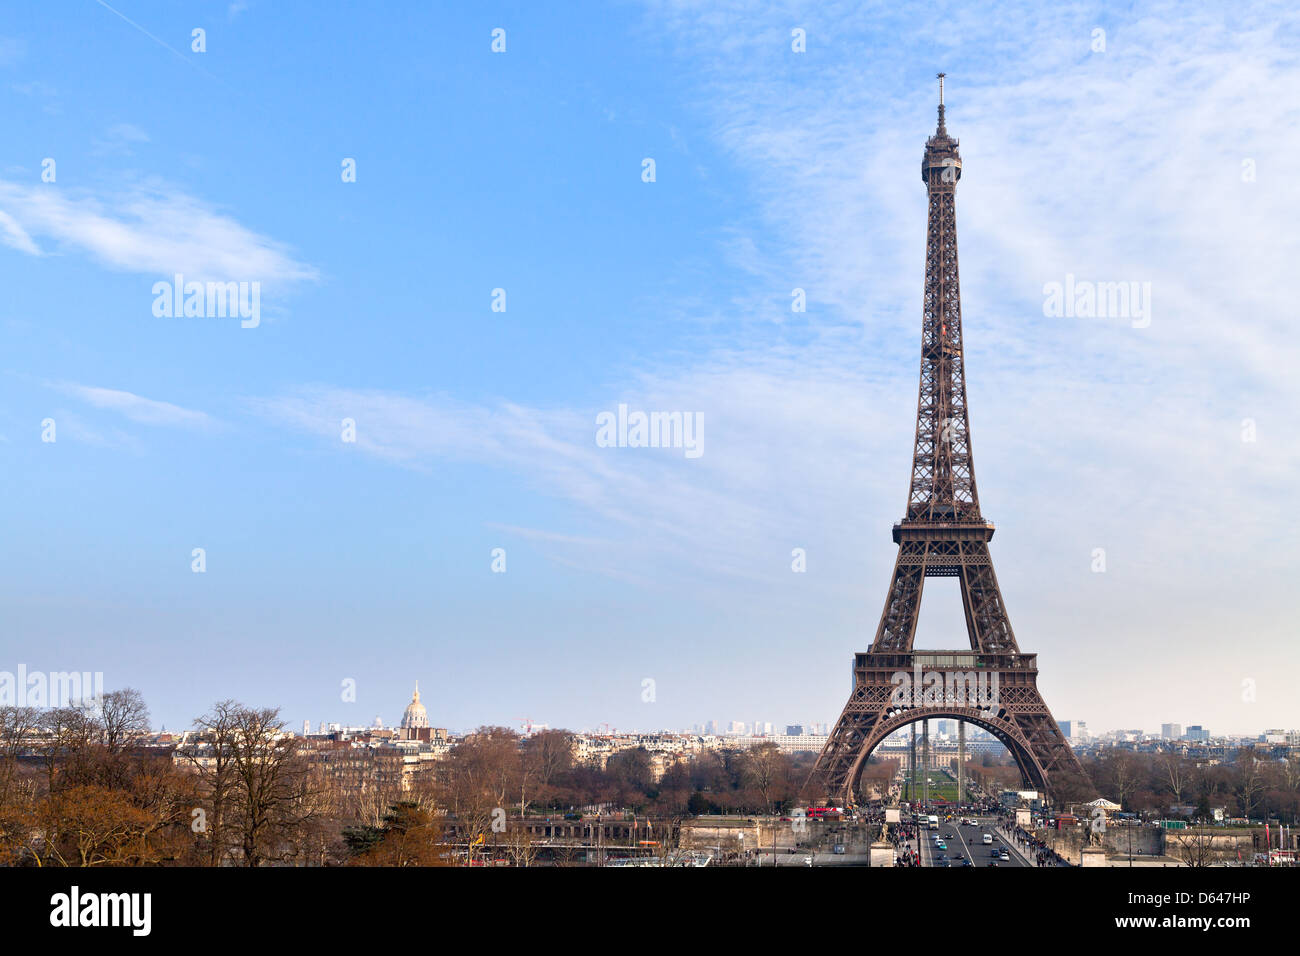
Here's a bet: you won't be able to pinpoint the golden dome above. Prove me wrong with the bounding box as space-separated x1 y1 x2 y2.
401 682 429 729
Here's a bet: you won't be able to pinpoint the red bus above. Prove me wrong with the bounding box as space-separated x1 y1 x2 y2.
806 806 843 821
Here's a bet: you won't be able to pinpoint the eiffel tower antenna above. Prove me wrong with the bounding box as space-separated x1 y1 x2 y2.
937 72 946 132
808 84 1093 809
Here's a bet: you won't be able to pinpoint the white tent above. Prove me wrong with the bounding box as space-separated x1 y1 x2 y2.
1084 797 1122 810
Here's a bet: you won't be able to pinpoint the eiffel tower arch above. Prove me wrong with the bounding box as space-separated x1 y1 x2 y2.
809 76 1094 807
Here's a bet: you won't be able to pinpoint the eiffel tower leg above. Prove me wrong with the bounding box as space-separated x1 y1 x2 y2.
957 540 1017 654
807 706 881 804
869 544 927 653
1007 704 1094 802
807 551 926 799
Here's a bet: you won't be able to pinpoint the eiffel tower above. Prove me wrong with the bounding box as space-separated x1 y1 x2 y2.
809 76 1093 807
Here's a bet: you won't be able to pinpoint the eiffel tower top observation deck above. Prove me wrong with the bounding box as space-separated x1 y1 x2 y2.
923 72 961 180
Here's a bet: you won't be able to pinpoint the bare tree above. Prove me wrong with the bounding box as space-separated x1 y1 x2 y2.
0 706 42 865
740 742 787 813
1159 751 1188 804
226 706 319 866
503 820 538 867
523 730 574 793
1171 828 1223 868
99 689 150 755
182 700 244 866
0 706 41 806
442 727 521 862
40 705 99 792
1097 750 1138 809
1234 749 1266 821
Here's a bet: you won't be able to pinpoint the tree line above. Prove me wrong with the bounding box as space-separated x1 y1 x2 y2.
0 691 896 866
1084 747 1300 822
12 688 1284 866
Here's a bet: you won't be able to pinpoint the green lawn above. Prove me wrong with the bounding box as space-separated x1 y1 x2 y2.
901 770 960 803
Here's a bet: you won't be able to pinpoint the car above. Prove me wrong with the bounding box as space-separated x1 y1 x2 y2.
999 851 1010 861
988 862 999 867
936 842 947 851
982 833 993 844
953 853 963 860
958 859 973 867
991 848 1000 857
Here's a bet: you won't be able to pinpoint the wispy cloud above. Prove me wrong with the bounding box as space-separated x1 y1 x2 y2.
11 80 56 97
90 122 151 157
0 180 317 284
0 209 38 254
251 364 900 593
56 383 215 428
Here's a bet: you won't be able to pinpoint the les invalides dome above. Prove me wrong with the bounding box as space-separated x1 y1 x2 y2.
400 683 429 729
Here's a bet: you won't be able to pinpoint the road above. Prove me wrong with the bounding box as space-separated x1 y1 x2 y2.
918 815 1031 868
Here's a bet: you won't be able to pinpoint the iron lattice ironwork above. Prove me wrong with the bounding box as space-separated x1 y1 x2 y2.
810 78 1093 806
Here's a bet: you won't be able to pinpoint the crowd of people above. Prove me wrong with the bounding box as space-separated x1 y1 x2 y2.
997 816 1070 867
889 823 921 866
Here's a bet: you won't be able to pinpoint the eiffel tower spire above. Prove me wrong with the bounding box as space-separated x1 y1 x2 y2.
808 80 1093 807
936 72 947 134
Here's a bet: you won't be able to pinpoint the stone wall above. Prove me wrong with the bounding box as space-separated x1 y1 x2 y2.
1036 824 1164 863
681 817 786 852
1162 828 1258 866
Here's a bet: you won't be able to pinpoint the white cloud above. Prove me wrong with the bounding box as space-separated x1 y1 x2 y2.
0 180 317 284
57 383 214 428
0 209 38 254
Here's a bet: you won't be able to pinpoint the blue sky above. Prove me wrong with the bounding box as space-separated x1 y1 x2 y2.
2 1 1298 736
